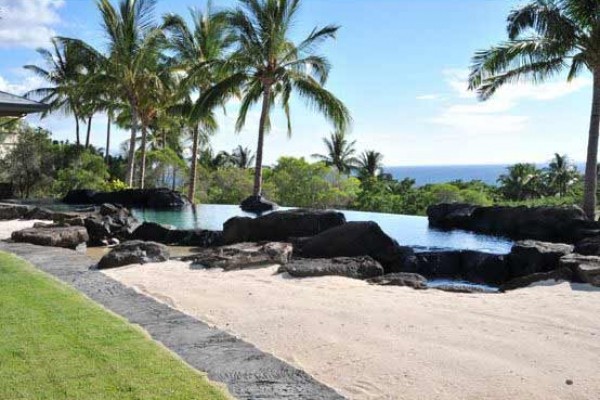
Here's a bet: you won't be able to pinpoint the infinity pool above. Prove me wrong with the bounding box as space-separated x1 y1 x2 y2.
132 204 513 254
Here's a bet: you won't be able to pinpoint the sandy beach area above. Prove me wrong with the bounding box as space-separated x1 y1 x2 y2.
104 260 600 400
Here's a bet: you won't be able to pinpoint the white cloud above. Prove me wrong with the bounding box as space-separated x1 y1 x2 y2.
416 94 443 101
0 74 45 95
431 69 591 136
0 0 65 48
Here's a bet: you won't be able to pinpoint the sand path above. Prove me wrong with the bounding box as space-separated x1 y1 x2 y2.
105 261 600 400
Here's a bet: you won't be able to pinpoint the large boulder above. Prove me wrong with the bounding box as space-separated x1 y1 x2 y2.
98 240 169 269
427 203 591 243
64 188 190 209
0 204 30 220
508 241 573 278
574 236 600 256
11 226 89 249
181 242 292 271
298 221 417 273
280 256 384 280
130 222 222 247
222 208 346 244
240 195 278 214
500 267 573 291
415 251 462 279
460 251 509 285
559 254 600 287
367 273 428 290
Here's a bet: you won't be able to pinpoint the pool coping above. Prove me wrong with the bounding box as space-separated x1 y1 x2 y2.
0 241 345 400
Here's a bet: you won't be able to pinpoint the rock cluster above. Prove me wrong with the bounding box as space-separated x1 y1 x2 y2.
98 240 170 269
427 203 596 243
181 242 293 271
64 188 190 209
281 256 384 280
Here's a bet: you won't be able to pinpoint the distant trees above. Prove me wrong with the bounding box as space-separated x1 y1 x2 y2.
468 0 600 219
356 150 384 179
312 131 357 174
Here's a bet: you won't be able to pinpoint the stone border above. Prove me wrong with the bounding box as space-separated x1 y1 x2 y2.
0 242 344 400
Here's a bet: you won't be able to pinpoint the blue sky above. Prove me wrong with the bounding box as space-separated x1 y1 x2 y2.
0 0 593 166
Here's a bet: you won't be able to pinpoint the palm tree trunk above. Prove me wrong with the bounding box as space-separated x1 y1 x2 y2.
253 86 271 196
126 105 138 187
74 116 80 146
139 125 148 189
583 70 600 220
105 114 111 163
85 115 93 148
188 124 200 204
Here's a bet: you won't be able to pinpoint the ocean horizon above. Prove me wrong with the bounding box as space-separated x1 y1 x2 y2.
385 162 586 186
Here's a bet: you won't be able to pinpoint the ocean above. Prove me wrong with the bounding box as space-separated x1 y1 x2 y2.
385 163 586 187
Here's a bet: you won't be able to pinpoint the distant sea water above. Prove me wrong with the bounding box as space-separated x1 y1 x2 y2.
385 163 586 187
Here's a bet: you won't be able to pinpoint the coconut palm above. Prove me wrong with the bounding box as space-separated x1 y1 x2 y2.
231 145 255 168
468 0 600 219
546 153 579 197
163 4 232 202
356 150 384 179
24 38 85 145
195 0 351 201
312 131 357 174
498 163 544 201
96 0 165 187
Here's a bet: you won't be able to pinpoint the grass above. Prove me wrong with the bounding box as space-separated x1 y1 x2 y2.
0 251 230 400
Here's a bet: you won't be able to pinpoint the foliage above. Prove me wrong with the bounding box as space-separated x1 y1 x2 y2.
0 251 229 400
52 151 110 195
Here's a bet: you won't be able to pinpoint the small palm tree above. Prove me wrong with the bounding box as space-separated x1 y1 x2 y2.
356 150 384 179
24 38 85 145
546 153 579 197
312 131 357 174
469 0 600 219
163 4 232 202
232 145 255 169
196 0 351 201
498 163 544 201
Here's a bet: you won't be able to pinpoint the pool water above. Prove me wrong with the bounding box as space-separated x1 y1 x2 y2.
132 204 513 254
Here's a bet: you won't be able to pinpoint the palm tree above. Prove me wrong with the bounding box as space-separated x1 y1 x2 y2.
163 4 232 202
196 0 351 205
312 131 357 174
546 153 579 197
232 145 255 168
468 0 600 219
24 38 85 145
356 150 384 179
96 0 164 187
498 163 544 201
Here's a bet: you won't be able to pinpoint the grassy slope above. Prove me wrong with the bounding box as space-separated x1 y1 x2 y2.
0 251 230 400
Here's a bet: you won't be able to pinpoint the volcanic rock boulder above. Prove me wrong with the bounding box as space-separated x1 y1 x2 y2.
280 256 384 280
130 222 222 247
299 221 417 273
11 226 89 250
574 236 600 256
222 209 346 244
98 240 170 269
64 188 190 209
367 273 428 290
460 251 509 285
508 241 573 278
500 267 573 291
182 242 292 271
0 204 30 220
559 254 600 287
427 203 592 242
240 195 278 213
415 251 462 279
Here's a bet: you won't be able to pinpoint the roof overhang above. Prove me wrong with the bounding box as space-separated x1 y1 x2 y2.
0 90 49 117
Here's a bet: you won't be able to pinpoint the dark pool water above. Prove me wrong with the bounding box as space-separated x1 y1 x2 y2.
131 204 513 254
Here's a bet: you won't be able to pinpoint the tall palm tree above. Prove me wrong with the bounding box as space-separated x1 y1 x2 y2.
196 0 351 204
498 163 544 201
96 0 164 187
468 0 600 219
312 131 357 174
232 145 255 168
24 38 85 145
356 150 384 179
546 153 579 197
163 4 232 202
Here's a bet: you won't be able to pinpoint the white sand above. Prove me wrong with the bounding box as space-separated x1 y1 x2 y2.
0 219 51 240
105 261 600 400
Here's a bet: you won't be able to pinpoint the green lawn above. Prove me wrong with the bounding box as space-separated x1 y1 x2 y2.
0 251 230 400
